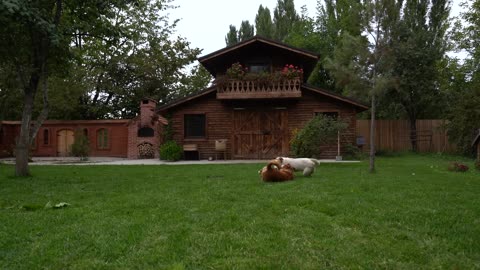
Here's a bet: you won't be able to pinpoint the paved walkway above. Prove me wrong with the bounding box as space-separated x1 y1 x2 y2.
0 157 360 165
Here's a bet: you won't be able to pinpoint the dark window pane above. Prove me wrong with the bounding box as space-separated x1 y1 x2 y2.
43 129 49 145
184 114 205 138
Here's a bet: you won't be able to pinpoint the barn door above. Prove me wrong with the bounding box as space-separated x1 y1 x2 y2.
233 110 288 159
57 129 74 157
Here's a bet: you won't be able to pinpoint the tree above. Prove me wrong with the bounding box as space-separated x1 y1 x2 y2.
445 0 480 155
238 20 255 41
0 0 202 176
273 0 299 41
387 0 450 151
225 25 239 46
325 0 400 173
0 0 73 176
255 5 274 38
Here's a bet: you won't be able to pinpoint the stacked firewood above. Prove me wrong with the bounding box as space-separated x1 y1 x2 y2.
138 142 154 159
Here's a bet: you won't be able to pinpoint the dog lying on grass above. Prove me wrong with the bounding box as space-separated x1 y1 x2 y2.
275 157 320 177
260 160 295 182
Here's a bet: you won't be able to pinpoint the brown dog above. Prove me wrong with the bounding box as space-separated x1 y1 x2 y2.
261 161 295 182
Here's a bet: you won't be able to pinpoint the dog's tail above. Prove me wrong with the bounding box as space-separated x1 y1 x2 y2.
310 158 320 165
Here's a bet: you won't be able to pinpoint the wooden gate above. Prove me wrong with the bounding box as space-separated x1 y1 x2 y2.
233 110 288 159
57 129 74 157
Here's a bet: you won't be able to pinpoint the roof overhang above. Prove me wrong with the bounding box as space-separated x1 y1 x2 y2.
198 36 319 78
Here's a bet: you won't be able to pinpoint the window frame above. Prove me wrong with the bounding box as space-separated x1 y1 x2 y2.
183 113 207 140
96 128 110 150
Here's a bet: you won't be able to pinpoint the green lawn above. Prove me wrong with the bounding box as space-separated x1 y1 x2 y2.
1 154 479 269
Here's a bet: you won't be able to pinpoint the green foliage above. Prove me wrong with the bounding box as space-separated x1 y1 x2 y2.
70 130 89 161
445 87 480 155
238 20 255 41
255 5 274 38
343 144 366 160
225 25 238 46
159 140 182 161
290 114 348 158
273 0 299 41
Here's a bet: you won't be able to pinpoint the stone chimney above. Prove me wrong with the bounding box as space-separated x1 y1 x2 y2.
140 98 156 127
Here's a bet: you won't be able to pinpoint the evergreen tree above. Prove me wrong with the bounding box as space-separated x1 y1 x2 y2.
238 20 255 41
273 0 299 41
225 25 239 46
255 5 274 38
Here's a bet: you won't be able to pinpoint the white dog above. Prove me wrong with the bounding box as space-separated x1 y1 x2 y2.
275 157 320 177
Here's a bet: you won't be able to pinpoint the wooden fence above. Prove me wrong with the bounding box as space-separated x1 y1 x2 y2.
356 119 457 153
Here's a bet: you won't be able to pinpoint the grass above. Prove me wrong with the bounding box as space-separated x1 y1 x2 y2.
0 154 479 269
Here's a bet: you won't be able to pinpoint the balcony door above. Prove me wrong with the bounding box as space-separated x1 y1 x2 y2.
233 109 289 159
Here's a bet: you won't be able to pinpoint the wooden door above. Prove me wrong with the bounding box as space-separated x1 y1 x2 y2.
57 129 74 157
233 110 288 159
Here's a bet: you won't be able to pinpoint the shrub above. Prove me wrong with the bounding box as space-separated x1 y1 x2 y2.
447 162 469 172
71 130 89 161
290 115 348 158
159 140 182 161
343 144 365 160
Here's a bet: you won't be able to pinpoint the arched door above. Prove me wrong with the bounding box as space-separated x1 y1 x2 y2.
57 129 74 157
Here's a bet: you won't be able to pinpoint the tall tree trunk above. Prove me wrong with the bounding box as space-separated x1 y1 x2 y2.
369 94 376 173
410 117 417 152
15 86 37 176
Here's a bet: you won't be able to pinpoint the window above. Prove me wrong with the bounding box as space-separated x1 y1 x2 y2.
248 63 269 73
184 114 206 138
97 128 109 149
43 129 49 145
138 127 154 137
315 111 339 119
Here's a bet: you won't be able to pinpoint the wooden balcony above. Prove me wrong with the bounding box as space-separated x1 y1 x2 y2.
216 78 302 99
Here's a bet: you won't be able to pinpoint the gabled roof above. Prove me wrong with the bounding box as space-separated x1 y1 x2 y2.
302 84 369 111
156 84 368 113
198 36 319 78
156 85 217 112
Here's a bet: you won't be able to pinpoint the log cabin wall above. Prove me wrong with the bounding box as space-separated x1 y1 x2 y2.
164 88 358 160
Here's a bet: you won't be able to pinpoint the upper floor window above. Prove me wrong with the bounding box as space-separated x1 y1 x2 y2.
184 114 206 139
248 63 269 73
43 129 49 145
97 128 109 149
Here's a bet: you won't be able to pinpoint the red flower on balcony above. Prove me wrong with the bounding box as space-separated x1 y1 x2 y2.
281 64 303 79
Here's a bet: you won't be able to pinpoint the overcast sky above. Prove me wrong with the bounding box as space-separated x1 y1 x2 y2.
169 0 464 58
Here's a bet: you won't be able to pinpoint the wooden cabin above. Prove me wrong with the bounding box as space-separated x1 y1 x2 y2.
157 36 368 159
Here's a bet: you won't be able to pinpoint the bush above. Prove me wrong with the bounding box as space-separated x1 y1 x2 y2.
447 162 469 172
290 115 348 158
343 144 366 160
71 131 89 161
159 140 182 161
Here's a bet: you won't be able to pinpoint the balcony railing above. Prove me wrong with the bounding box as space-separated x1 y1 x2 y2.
216 77 302 99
